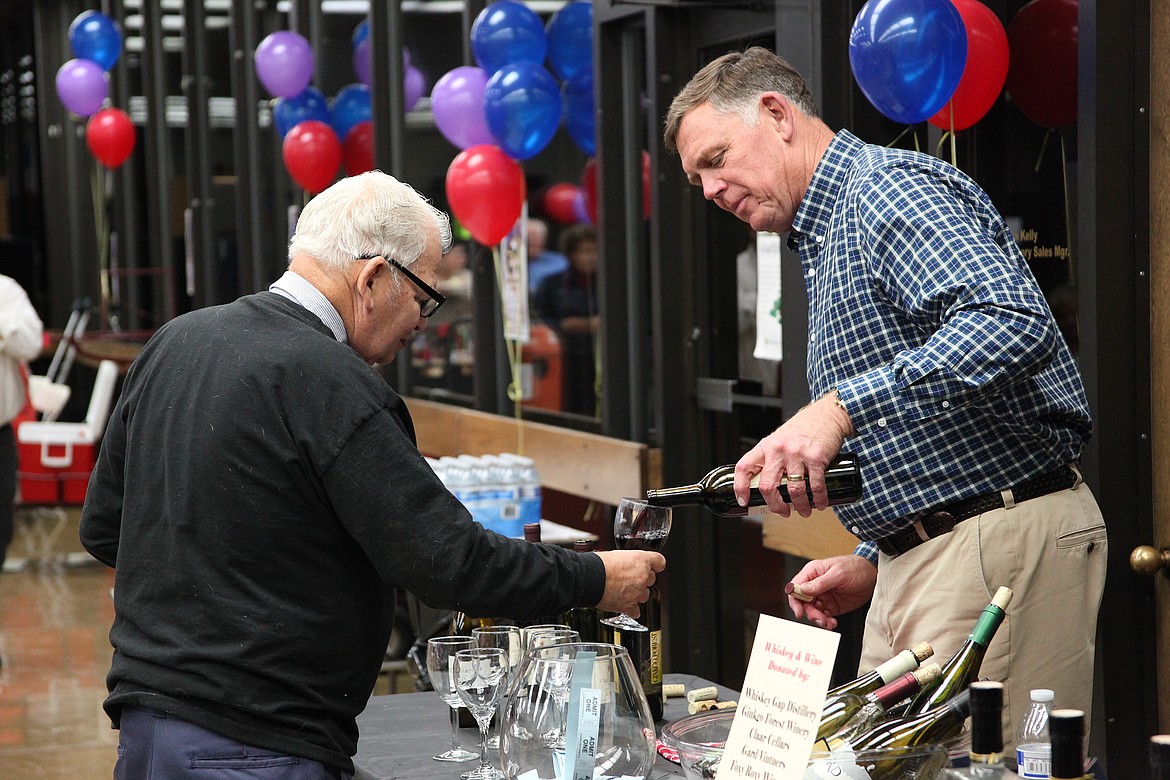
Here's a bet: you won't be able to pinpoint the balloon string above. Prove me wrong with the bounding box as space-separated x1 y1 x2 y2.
948 102 957 167
91 161 111 326
1033 128 1054 173
886 126 912 149
491 245 526 450
912 130 921 153
935 131 951 160
1059 130 1075 285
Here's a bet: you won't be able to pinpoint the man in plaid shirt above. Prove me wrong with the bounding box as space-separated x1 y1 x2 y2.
664 47 1106 755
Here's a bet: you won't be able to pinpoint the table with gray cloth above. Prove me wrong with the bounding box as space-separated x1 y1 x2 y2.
353 672 739 779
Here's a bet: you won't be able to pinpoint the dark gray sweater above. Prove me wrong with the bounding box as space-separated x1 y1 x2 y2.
80 292 605 771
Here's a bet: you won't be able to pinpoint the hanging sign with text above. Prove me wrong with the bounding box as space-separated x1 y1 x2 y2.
719 614 840 780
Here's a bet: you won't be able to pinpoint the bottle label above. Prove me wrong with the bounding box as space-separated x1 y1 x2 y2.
1017 744 1052 778
649 630 662 686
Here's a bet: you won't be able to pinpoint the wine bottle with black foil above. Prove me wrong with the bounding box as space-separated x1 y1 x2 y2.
1049 709 1087 779
612 584 663 722
1151 734 1170 780
562 539 602 642
950 681 1007 778
826 641 934 699
903 587 1013 717
812 689 972 780
511 522 562 628
644 453 862 517
815 662 942 749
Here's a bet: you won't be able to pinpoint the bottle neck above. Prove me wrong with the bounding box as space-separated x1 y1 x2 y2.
969 603 1007 648
644 484 704 507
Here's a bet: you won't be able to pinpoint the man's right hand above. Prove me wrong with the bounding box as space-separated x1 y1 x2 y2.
594 550 666 617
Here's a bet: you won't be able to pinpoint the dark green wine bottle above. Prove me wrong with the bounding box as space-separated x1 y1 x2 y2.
1049 709 1087 779
643 453 862 516
903 587 1013 716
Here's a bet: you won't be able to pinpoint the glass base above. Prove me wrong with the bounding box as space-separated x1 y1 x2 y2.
433 747 479 762
600 614 647 632
461 765 505 779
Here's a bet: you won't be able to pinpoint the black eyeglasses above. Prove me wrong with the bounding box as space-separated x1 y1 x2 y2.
357 254 445 318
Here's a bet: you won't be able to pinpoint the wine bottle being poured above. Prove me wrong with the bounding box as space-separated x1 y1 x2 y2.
644 453 862 517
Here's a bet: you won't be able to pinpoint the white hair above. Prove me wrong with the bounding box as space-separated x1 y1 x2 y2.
287 171 453 272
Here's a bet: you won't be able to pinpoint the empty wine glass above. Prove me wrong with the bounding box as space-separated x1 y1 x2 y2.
427 636 478 762
601 498 671 633
520 623 571 653
455 646 509 780
473 625 523 749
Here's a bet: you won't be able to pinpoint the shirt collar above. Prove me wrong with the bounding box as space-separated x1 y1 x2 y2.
269 270 348 343
791 129 866 244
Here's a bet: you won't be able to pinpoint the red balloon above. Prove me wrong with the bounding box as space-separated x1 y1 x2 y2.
542 183 582 225
580 157 598 226
928 0 1009 131
85 108 136 169
282 120 341 194
1005 0 1077 128
342 120 375 176
445 144 526 246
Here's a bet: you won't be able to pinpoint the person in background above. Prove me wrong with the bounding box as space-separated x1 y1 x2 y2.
525 217 569 294
664 47 1106 753
532 224 600 417
0 273 43 571
79 172 664 780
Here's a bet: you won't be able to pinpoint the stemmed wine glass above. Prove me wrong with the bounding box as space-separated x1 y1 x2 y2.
600 498 671 633
427 636 478 762
454 647 509 780
472 625 523 749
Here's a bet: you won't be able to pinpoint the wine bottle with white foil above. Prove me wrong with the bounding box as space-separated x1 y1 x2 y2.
811 690 972 780
903 587 1013 717
815 663 942 749
827 641 934 700
644 453 862 516
1049 709 1087 779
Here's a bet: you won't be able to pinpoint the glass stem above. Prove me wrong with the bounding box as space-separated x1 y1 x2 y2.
478 716 491 770
449 705 461 751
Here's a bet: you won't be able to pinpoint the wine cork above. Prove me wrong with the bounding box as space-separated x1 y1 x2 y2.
714 700 738 710
785 581 814 603
688 700 720 714
686 686 719 703
663 683 686 699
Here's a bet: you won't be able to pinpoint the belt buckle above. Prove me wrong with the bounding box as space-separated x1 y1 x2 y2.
923 509 956 537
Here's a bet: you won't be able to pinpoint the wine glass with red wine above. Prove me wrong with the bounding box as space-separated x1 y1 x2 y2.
601 498 671 633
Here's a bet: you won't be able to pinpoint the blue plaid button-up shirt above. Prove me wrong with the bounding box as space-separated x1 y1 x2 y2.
788 131 1091 562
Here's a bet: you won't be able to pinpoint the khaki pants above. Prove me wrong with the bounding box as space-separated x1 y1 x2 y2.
861 480 1107 756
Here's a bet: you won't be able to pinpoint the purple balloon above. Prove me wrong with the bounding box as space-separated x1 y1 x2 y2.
430 66 496 150
353 38 371 86
255 31 313 98
405 65 426 112
572 188 592 225
55 58 108 117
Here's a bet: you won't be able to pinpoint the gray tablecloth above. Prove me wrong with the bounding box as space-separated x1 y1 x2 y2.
353 672 739 780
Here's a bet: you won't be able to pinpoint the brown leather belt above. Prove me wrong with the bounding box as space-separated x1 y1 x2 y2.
876 464 1080 557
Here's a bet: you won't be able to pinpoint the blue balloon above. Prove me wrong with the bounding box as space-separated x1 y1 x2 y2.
547 2 593 83
273 87 330 139
352 19 369 48
484 62 561 161
330 84 372 143
562 76 595 156
471 1 548 75
69 10 123 72
848 0 967 124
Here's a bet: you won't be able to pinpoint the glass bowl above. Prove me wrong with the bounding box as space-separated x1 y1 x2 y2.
659 709 733 780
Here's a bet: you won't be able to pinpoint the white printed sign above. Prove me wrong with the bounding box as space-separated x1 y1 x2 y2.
719 614 840 780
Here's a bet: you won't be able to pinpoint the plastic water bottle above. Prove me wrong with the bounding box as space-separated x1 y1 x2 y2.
502 453 542 528
459 455 499 532
1015 688 1054 778
484 454 523 538
441 456 478 520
